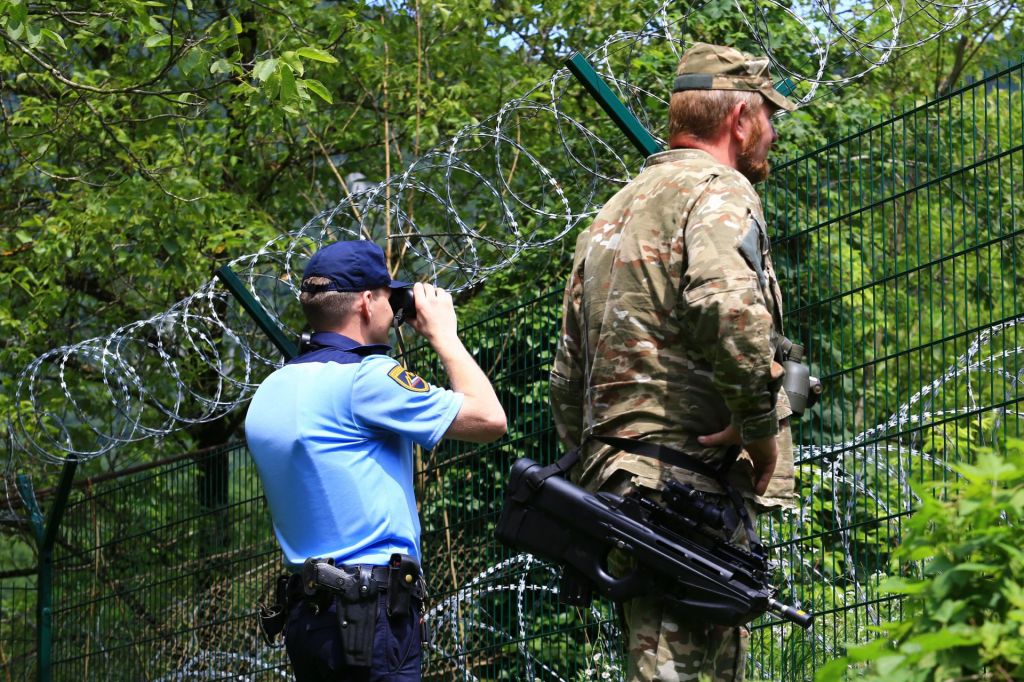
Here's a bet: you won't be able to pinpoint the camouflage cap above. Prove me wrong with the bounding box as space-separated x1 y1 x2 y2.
672 42 796 112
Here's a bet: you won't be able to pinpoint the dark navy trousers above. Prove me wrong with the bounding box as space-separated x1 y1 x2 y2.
285 592 422 681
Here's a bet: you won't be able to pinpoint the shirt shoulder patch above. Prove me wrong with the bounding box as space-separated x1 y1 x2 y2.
386 364 430 392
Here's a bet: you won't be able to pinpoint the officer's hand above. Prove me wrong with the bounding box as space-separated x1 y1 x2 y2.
698 425 778 496
409 282 458 345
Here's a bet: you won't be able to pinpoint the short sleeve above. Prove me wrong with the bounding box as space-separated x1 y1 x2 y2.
350 355 464 450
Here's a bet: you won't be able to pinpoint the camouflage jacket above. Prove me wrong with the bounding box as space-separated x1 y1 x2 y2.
550 148 795 508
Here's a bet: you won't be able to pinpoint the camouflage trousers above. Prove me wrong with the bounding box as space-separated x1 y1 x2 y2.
604 472 756 682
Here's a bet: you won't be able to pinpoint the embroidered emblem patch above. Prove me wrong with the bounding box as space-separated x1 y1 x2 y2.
387 365 429 392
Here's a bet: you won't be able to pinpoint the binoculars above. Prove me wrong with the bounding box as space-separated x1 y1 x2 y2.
777 336 822 418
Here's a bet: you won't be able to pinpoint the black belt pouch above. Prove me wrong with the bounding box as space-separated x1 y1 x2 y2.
335 568 378 667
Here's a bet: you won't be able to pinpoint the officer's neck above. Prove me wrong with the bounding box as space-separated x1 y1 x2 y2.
320 305 390 346
317 321 374 346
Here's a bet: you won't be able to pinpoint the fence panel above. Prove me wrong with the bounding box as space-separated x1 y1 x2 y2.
49 445 288 680
0 581 36 681
3 59 1019 682
413 290 623 682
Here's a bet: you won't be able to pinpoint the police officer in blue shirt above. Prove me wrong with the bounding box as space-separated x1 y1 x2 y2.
246 240 506 681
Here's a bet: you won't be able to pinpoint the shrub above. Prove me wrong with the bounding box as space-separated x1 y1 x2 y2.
816 439 1024 681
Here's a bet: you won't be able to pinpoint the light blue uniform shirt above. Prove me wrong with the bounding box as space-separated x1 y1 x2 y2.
245 350 463 569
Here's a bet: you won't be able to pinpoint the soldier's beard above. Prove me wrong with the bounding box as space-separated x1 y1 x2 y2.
737 116 771 184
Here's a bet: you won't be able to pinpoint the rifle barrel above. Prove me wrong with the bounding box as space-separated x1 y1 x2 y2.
768 597 814 628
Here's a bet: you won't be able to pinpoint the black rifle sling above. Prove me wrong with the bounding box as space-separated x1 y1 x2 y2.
591 435 762 554
510 446 581 503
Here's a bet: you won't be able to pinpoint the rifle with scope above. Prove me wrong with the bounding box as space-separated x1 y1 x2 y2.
495 448 813 629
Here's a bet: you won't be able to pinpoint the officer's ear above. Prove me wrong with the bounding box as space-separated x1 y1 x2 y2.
356 289 375 321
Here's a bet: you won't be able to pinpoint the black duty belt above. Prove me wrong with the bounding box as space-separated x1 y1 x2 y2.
301 560 394 599
259 553 426 665
299 554 425 610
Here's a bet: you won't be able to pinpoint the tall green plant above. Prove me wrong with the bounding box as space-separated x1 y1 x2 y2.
816 439 1024 682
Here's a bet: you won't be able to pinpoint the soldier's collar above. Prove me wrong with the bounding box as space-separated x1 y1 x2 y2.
644 148 718 169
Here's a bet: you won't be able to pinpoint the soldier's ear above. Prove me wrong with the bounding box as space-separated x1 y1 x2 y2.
730 101 756 143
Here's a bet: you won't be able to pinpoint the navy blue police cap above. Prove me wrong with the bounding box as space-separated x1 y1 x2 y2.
300 240 412 293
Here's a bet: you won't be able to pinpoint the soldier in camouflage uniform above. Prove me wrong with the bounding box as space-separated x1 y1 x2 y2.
549 43 799 682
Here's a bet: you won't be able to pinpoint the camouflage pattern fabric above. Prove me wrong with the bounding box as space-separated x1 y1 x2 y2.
550 148 794 509
671 42 797 113
603 471 755 682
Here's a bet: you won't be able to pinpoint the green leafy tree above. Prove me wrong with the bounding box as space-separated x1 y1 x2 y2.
0 0 648 467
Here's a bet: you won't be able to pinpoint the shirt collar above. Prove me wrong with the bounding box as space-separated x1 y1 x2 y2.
644 147 718 169
307 331 392 356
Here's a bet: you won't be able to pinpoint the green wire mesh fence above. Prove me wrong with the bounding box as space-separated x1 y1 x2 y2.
2 59 1023 681
0 582 35 680
751 60 1024 679
48 446 284 679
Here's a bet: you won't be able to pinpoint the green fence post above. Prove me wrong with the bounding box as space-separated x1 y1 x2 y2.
16 457 78 682
565 52 662 157
215 265 298 360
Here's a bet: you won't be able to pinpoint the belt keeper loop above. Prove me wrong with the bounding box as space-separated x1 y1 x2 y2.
357 566 372 599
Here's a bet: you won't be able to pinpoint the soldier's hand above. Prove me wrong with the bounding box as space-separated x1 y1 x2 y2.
409 282 459 346
744 435 778 496
698 425 778 495
698 424 742 447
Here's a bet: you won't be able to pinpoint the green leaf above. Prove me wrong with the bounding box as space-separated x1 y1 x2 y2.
7 19 25 41
253 58 277 82
177 48 206 77
302 78 332 104
24 20 39 48
144 33 170 48
872 654 908 676
9 0 27 24
39 28 66 50
209 58 232 75
279 63 298 102
813 656 853 682
949 562 999 573
878 576 928 595
900 629 981 655
295 46 338 64
841 637 896 663
280 51 304 77
14 230 32 244
932 597 967 624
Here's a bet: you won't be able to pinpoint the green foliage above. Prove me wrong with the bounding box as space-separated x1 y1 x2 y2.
2 1 1024 679
1 0 1018 467
816 439 1024 682
0 0 633 462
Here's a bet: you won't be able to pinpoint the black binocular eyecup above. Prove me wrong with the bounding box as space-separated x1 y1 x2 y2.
389 287 416 324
